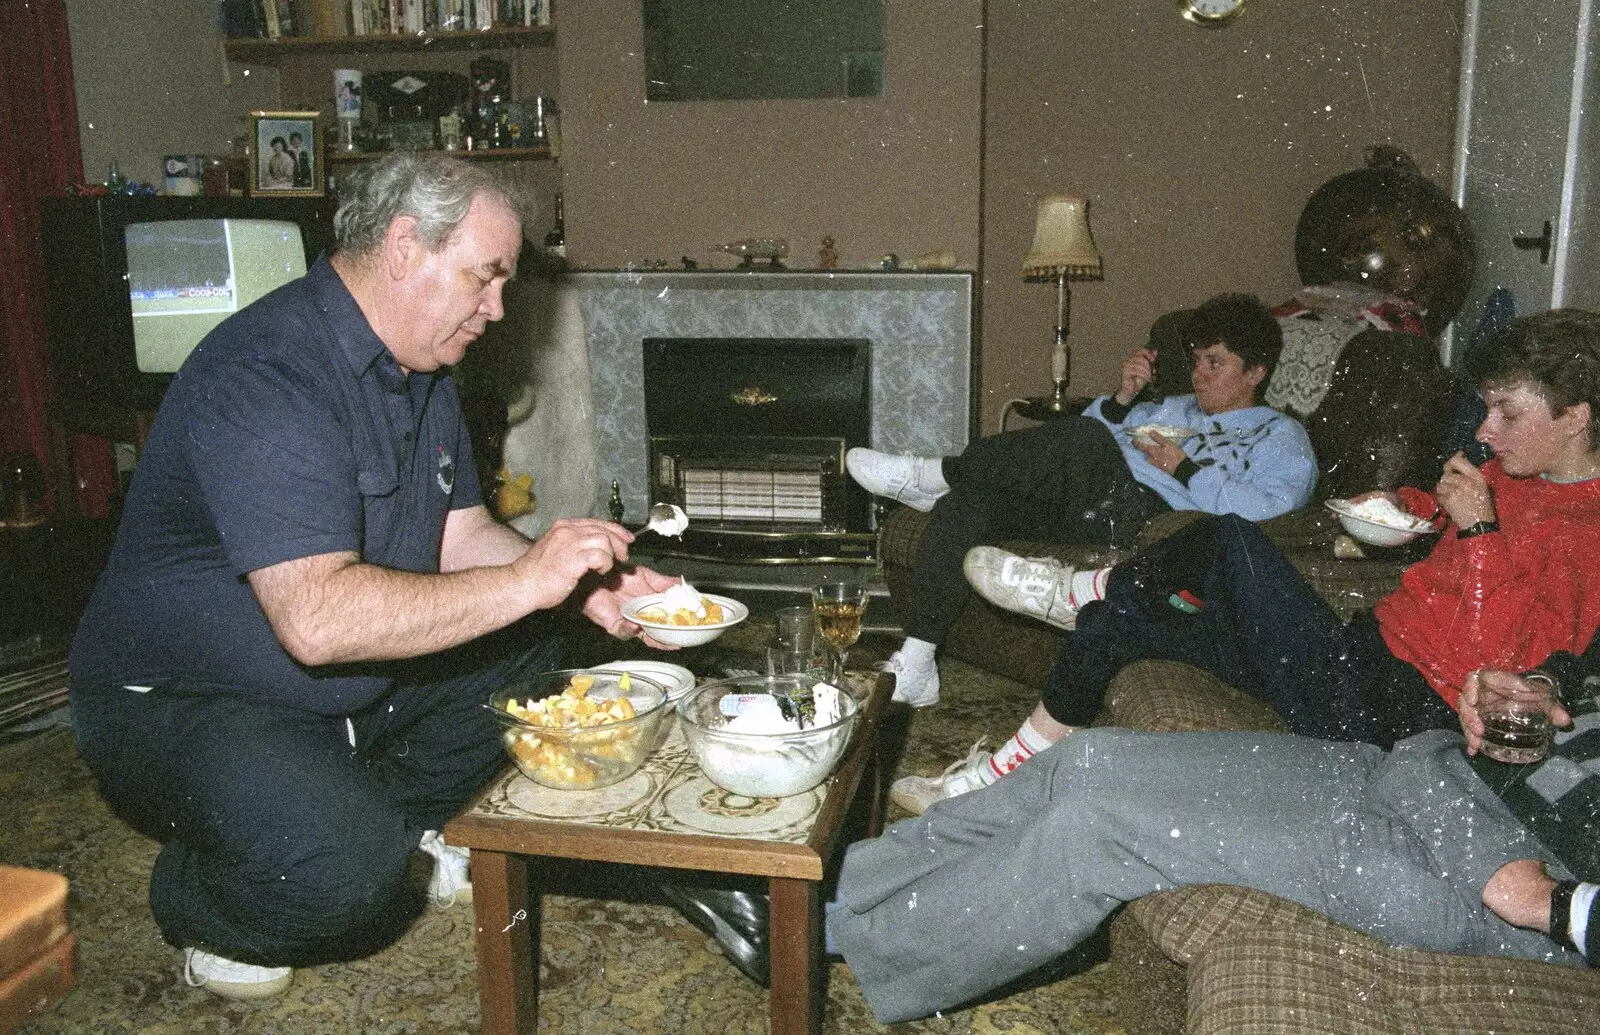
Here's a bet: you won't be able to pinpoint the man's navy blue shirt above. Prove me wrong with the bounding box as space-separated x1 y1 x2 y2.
70 257 483 715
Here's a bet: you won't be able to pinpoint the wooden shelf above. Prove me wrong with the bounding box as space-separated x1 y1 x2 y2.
223 25 554 66
326 146 553 163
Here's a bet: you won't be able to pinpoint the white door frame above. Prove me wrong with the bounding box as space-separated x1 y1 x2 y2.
1448 0 1596 363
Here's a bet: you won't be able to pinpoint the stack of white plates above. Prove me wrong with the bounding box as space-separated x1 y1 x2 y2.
594 660 698 705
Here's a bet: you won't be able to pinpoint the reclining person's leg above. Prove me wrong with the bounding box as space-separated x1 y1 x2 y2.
835 728 1384 1021
1041 514 1438 743
909 418 1161 647
832 727 1562 1025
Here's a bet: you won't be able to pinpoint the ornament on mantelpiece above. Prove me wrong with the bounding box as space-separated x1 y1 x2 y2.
818 236 838 270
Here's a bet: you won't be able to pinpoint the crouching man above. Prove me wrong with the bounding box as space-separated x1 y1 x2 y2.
68 154 681 999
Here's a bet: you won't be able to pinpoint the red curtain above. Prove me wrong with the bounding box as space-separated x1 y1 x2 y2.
0 0 111 517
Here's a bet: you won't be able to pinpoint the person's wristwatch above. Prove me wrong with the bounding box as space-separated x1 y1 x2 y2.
1551 880 1580 947
1457 519 1501 540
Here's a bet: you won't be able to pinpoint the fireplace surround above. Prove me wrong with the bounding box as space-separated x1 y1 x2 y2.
575 269 974 559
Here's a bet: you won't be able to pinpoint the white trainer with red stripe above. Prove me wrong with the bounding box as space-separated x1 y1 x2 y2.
888 740 994 816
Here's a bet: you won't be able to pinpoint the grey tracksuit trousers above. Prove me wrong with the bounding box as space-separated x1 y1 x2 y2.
829 727 1582 1023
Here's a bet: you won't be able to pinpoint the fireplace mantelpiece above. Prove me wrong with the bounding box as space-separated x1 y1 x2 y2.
574 270 974 523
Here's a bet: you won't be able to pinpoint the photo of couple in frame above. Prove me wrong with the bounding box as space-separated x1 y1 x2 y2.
248 111 323 197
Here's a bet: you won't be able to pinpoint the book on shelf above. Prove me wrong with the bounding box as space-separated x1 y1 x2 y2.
503 0 548 26
308 0 341 36
219 0 267 37
437 0 466 31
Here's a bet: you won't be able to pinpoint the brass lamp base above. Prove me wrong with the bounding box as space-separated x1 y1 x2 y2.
1012 380 1084 421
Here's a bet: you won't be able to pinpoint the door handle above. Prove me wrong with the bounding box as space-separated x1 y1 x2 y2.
1511 219 1553 265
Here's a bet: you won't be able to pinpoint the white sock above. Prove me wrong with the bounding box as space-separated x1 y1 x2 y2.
975 716 1055 786
915 457 950 495
899 636 937 665
1067 567 1111 610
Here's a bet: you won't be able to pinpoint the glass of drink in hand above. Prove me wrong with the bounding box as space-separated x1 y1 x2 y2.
811 580 868 683
1476 670 1557 764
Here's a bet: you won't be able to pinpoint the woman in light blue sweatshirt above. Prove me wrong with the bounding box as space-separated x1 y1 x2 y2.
845 293 1316 708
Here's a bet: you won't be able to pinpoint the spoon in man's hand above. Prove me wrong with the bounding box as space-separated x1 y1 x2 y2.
644 502 689 537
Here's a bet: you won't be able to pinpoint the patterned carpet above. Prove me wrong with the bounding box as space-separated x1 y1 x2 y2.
2 616 1129 1034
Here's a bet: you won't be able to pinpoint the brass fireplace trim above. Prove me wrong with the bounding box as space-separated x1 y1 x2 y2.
729 387 778 406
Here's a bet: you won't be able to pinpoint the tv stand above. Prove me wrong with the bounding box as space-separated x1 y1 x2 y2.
48 398 155 519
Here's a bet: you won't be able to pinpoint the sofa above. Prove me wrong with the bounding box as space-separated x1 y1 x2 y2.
877 310 1600 1032
881 305 1464 691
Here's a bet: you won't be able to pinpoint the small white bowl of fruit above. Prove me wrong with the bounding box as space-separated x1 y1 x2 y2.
622 581 749 648
1325 496 1438 548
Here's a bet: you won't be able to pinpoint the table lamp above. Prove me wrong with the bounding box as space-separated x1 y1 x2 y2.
1020 194 1104 414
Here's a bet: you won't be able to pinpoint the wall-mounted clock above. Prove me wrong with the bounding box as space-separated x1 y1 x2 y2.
1180 0 1247 26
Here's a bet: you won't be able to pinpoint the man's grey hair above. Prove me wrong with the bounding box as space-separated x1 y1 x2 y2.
332 152 522 257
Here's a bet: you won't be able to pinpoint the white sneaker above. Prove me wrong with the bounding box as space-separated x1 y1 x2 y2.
964 547 1080 630
881 649 940 708
183 947 293 1000
889 740 991 816
845 448 946 512
420 829 472 908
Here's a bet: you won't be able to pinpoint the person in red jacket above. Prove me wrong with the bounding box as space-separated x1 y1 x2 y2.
894 309 1600 815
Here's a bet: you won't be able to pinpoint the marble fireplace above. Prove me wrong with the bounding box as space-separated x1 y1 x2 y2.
496 269 973 560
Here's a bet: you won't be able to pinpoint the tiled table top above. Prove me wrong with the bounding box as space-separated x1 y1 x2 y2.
460 671 876 846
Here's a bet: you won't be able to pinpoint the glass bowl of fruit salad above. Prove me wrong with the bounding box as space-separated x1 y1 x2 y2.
488 668 669 789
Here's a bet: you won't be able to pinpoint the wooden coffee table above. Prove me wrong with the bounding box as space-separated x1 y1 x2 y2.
444 671 892 1035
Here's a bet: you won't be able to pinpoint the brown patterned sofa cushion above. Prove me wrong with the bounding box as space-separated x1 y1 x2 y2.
1099 659 1284 733
1096 661 1600 1035
1188 920 1600 1035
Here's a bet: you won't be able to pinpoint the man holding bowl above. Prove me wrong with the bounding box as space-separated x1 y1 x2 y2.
67 154 682 1000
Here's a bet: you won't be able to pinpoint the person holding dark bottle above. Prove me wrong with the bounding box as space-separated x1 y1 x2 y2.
893 309 1600 815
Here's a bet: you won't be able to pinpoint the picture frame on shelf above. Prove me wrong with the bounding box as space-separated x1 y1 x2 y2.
248 111 323 197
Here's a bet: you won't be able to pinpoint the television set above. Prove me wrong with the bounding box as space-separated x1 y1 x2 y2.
39 194 336 418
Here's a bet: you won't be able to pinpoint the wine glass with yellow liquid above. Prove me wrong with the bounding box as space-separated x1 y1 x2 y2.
810 580 867 683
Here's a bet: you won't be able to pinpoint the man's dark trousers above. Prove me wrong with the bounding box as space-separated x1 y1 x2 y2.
71 628 561 967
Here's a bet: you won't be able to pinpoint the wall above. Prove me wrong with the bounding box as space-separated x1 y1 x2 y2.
978 0 1462 431
60 0 1462 435
555 0 985 275
555 0 1460 432
65 0 278 189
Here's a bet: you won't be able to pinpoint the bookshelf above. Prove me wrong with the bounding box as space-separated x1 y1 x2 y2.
225 20 560 172
222 25 554 66
325 145 553 163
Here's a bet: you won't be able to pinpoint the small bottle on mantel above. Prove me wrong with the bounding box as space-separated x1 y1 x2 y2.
543 190 566 258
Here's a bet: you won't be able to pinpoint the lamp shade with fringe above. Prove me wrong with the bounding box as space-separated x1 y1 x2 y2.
1022 194 1104 281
